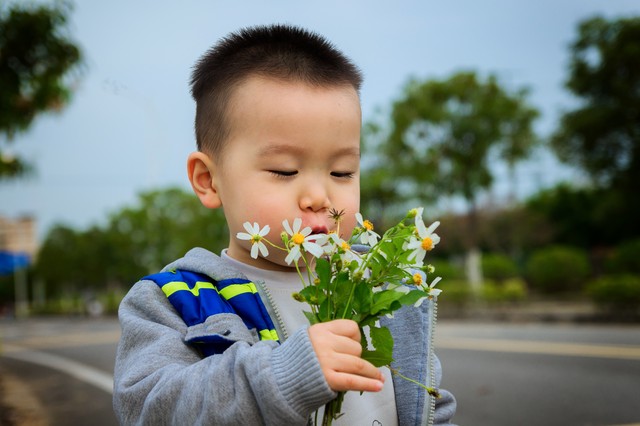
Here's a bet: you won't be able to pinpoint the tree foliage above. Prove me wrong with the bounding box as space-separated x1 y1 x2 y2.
362 71 539 245
525 245 591 294
433 203 552 258
32 188 228 299
552 16 640 189
549 16 640 241
525 183 605 247
0 1 82 178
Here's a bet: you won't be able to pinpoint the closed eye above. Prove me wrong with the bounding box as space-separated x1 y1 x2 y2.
331 171 355 179
269 170 298 178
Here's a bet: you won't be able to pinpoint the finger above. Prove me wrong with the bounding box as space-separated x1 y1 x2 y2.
327 333 362 357
308 322 362 355
325 319 361 342
325 370 384 393
331 353 382 380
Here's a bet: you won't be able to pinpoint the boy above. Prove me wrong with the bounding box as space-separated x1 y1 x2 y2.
113 24 456 425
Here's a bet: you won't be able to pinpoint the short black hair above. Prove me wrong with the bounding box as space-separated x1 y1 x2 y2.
190 24 363 156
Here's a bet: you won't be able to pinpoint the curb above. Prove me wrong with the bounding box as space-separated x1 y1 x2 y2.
439 301 640 323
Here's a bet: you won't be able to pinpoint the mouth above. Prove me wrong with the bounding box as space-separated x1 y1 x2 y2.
310 225 329 235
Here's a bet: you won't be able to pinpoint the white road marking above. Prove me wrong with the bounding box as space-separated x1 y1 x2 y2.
436 337 640 361
2 330 120 350
2 343 114 394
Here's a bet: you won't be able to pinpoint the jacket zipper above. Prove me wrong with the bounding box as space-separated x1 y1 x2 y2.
427 297 438 426
420 297 438 426
257 280 289 341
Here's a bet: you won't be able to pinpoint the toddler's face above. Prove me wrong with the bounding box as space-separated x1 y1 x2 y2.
216 76 362 271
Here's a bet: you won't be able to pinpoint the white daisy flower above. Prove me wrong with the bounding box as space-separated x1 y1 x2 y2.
282 218 325 264
355 213 380 247
236 222 270 259
411 272 442 306
426 276 443 298
327 233 363 266
406 219 441 266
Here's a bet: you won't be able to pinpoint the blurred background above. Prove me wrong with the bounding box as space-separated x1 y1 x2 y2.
1 1 639 425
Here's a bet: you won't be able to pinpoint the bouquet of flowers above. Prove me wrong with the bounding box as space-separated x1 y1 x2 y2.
237 207 443 426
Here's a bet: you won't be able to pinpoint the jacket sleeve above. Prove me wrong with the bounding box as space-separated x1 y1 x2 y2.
113 280 335 425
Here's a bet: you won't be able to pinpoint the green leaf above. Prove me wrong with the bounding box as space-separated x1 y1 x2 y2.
315 257 331 285
370 289 407 315
351 282 373 316
361 326 394 367
332 270 354 303
399 289 427 306
313 257 333 292
299 286 321 306
303 310 319 325
318 298 333 322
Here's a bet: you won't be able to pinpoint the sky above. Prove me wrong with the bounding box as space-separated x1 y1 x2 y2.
1 0 639 241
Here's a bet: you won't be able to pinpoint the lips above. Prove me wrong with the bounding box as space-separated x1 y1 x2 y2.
310 225 329 235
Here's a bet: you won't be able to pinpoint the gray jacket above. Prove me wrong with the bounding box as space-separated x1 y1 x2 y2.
113 247 456 425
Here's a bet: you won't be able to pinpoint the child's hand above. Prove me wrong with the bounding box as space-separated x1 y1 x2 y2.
308 319 384 393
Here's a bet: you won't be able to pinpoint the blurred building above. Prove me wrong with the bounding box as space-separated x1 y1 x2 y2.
0 215 38 258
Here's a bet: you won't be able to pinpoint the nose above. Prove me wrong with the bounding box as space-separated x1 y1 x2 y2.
299 179 331 212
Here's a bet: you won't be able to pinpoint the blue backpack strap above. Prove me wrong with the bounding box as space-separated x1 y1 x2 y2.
143 269 279 355
215 277 280 342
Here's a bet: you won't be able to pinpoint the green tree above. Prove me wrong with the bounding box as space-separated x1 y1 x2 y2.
551 16 640 239
107 187 229 277
360 121 409 225
0 1 82 178
34 187 229 300
364 72 538 238
525 183 602 247
525 245 591 294
363 72 539 285
33 224 82 297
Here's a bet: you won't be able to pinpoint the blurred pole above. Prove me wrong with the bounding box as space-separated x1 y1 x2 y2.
14 264 29 318
33 278 45 308
465 248 483 293
1 224 32 318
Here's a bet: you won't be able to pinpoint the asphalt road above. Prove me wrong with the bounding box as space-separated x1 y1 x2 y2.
1 317 118 426
1 317 639 425
436 322 640 426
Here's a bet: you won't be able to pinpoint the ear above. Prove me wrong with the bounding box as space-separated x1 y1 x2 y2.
187 151 222 209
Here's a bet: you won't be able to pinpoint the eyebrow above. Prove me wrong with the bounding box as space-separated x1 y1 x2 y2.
257 143 360 158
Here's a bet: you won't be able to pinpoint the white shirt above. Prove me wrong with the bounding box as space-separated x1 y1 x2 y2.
222 251 398 426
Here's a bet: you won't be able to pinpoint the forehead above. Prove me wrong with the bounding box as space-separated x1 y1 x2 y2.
228 75 360 121
223 75 361 152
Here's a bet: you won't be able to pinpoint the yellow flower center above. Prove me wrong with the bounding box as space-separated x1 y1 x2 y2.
292 233 305 245
341 241 351 251
413 272 423 286
251 235 262 244
363 220 374 231
421 237 434 251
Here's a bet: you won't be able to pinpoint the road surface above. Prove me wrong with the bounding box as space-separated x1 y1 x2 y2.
1 317 639 425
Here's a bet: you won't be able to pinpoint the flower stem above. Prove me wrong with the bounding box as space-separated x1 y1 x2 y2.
263 238 288 251
388 366 440 398
319 391 345 426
